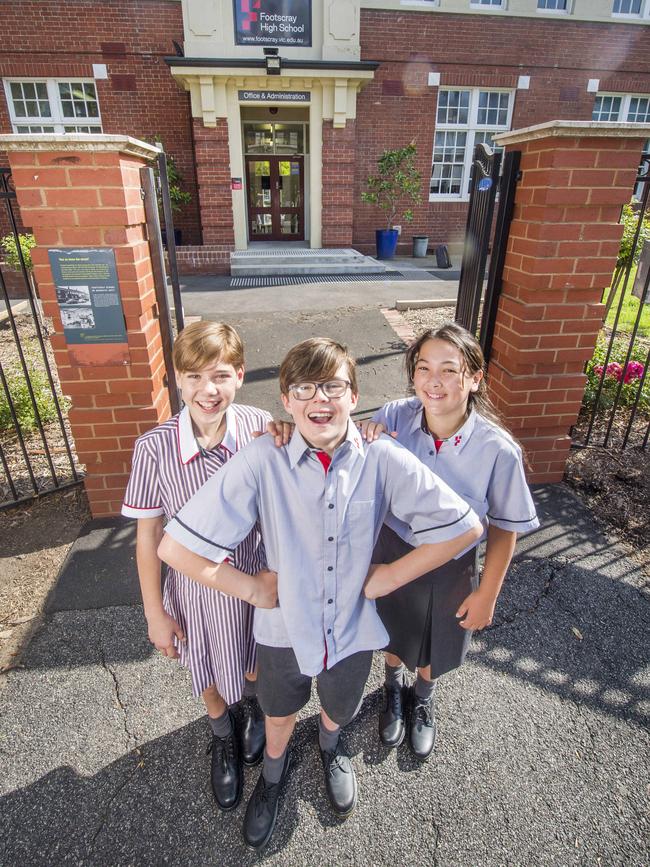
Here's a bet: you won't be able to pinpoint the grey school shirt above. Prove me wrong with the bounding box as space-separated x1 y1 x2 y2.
164 421 479 677
373 400 539 548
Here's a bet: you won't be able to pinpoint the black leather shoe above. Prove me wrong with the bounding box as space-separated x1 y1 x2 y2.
378 683 406 747
243 752 292 851
320 740 357 816
240 696 265 766
207 712 242 811
408 688 437 760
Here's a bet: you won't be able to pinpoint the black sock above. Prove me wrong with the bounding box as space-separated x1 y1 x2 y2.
243 678 256 699
414 672 436 703
209 708 233 738
262 747 287 784
385 661 406 689
318 717 341 753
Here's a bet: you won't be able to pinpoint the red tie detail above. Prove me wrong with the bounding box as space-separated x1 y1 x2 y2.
315 450 332 473
434 439 444 453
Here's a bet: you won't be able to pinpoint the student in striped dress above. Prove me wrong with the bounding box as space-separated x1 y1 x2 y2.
121 321 271 812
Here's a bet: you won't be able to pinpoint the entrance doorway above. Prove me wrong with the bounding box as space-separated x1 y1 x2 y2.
245 155 304 241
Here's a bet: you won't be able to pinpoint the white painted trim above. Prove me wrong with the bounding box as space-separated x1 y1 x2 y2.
428 72 441 87
587 79 600 93
517 76 530 90
0 133 161 159
92 64 108 80
493 119 650 146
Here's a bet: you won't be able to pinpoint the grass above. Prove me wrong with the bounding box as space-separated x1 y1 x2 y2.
601 264 650 338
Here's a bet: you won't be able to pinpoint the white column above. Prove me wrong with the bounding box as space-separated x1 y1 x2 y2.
309 85 323 249
226 84 247 250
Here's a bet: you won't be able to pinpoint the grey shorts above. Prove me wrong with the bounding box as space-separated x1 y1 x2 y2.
256 644 373 726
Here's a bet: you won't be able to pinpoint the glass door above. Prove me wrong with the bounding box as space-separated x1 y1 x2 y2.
246 156 304 241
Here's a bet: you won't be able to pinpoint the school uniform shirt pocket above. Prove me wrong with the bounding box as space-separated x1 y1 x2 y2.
343 500 377 558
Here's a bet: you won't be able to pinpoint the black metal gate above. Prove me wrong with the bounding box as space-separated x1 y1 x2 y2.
0 167 81 509
572 146 650 452
455 142 521 362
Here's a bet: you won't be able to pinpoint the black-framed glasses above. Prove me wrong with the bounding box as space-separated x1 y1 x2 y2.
288 379 351 400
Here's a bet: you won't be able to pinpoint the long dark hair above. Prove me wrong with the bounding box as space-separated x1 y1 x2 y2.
404 322 505 431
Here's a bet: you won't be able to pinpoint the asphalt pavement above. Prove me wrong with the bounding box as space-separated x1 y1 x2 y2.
1 290 648 866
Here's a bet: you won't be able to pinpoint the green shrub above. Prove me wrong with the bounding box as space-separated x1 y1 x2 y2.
0 361 68 434
583 335 649 414
1 233 36 271
619 202 650 266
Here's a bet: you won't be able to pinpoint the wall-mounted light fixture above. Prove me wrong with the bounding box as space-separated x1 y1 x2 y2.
263 47 281 75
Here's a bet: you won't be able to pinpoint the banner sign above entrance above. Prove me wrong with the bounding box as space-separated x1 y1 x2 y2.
233 0 312 48
239 90 310 102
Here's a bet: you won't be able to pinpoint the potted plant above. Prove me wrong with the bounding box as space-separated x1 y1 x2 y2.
149 140 192 247
361 143 422 260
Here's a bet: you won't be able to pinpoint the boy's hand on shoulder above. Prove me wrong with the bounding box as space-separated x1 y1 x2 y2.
455 587 497 631
357 420 396 441
250 569 279 608
364 563 398 600
266 419 294 447
146 610 186 658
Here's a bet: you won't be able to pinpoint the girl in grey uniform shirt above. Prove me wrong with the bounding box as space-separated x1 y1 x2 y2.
367 323 539 760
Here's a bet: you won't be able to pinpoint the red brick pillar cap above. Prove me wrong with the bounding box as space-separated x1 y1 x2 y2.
0 133 161 161
493 120 650 147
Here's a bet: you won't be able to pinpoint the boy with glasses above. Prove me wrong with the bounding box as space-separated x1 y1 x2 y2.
159 337 482 850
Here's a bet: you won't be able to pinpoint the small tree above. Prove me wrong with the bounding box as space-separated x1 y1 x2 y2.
361 143 422 231
1 232 36 271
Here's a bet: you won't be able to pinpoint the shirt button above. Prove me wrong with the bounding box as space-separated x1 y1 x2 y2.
327 628 332 635
328 536 334 542
328 598 333 604
429 450 434 456
327 566 333 572
328 503 334 509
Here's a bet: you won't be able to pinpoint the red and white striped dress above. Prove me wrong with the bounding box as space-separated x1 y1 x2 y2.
122 403 270 704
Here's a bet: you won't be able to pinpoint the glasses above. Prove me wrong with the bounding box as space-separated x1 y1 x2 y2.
288 379 351 400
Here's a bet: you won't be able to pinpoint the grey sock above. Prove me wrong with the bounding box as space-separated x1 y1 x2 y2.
209 708 233 738
262 748 287 784
415 672 436 703
385 661 406 689
318 717 341 753
243 678 256 699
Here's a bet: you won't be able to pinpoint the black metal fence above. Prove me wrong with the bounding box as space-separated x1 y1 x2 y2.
0 167 81 509
572 147 650 452
455 142 521 363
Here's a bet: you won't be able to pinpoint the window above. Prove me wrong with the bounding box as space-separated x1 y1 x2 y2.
470 0 506 7
4 79 102 134
430 88 513 199
612 0 641 14
537 0 569 10
592 93 650 123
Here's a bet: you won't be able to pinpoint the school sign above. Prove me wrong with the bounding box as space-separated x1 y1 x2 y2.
233 0 312 47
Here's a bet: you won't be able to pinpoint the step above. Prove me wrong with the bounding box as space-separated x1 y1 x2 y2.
231 259 388 276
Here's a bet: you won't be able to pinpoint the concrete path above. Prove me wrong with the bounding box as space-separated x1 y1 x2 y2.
1 305 648 866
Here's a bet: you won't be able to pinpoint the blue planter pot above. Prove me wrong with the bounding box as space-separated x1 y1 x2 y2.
375 228 399 259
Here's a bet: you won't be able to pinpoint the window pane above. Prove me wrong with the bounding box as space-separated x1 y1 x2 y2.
437 90 470 125
592 95 622 121
36 83 48 100
431 131 467 195
477 91 509 126
471 0 503 5
627 98 650 123
613 0 641 12
58 81 98 120
538 0 567 7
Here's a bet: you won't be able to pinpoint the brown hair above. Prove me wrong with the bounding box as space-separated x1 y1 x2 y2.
405 322 504 429
279 338 358 395
172 321 244 373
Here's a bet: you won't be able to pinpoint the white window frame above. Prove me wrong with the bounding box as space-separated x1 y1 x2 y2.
3 78 103 134
430 87 514 202
470 0 507 9
400 0 439 7
592 92 650 124
536 0 573 15
611 0 650 18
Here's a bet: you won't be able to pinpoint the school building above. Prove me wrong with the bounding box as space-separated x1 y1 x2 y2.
1 0 650 272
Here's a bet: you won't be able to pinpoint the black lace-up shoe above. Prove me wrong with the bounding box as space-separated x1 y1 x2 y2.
408 688 437 760
243 752 292 850
207 712 242 811
240 696 265 766
378 683 406 747
320 740 357 816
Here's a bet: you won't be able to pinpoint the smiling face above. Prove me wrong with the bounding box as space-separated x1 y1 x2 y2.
281 362 359 455
412 338 483 438
176 358 244 428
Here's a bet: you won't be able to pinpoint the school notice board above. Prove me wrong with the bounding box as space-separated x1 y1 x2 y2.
48 248 130 366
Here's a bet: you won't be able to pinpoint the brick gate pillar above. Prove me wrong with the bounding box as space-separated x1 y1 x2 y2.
0 134 171 517
489 121 650 483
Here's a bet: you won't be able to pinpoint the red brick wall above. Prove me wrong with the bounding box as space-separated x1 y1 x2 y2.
354 9 650 254
322 120 356 247
192 119 235 248
0 0 201 245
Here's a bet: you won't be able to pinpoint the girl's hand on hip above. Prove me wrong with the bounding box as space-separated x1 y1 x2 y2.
455 588 496 631
147 611 185 658
251 569 279 608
